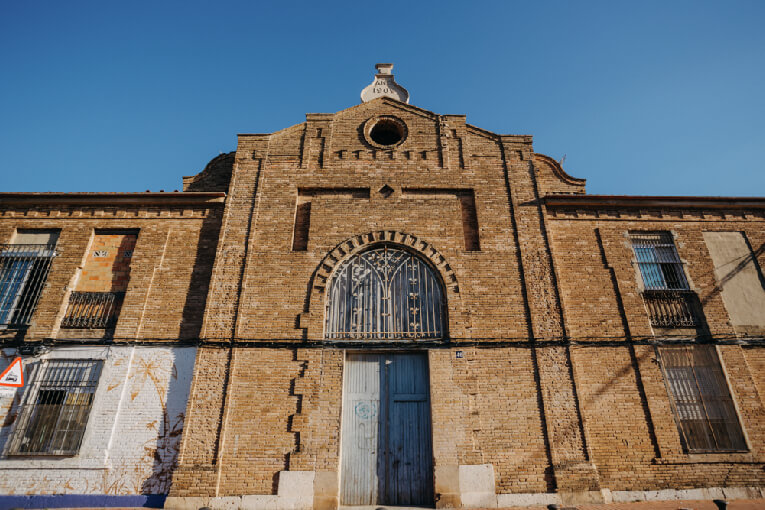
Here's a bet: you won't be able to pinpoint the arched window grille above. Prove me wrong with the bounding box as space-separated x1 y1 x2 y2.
325 245 445 340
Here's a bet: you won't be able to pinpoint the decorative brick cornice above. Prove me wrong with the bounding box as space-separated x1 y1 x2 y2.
312 230 459 293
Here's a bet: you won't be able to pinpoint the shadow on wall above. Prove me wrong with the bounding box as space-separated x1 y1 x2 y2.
139 347 196 495
109 233 137 293
105 233 137 324
179 210 224 340
702 241 765 307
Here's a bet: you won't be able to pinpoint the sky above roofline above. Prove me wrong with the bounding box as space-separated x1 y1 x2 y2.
1 0 763 196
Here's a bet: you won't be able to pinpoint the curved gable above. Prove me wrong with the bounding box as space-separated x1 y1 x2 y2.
533 153 586 195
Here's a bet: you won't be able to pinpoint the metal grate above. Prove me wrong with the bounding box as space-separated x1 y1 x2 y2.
326 245 444 340
61 291 125 328
0 244 57 327
630 232 689 290
658 346 747 453
7 359 103 456
643 290 700 327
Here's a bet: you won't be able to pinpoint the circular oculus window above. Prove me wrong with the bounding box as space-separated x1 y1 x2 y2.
363 116 408 148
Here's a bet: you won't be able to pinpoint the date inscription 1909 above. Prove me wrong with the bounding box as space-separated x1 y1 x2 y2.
372 80 395 94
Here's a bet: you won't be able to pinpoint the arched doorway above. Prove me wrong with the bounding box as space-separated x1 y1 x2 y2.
327 245 443 506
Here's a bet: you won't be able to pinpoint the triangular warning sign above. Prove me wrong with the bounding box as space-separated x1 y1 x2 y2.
0 357 23 388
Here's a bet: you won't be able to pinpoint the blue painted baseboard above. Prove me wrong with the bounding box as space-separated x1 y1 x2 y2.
0 493 166 508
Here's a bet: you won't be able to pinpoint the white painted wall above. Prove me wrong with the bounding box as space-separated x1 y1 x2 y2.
0 345 196 495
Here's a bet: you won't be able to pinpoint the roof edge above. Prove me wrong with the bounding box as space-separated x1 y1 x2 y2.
544 194 765 210
0 192 226 207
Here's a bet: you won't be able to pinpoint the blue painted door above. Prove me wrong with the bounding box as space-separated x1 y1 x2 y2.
341 353 433 506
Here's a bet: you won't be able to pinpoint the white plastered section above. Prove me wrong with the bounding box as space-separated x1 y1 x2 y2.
0 345 196 495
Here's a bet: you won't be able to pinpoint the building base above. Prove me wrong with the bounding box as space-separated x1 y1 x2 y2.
0 494 166 508
166 465 765 509
165 471 315 510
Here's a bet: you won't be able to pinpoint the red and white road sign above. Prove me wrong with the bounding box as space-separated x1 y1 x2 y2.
0 357 23 388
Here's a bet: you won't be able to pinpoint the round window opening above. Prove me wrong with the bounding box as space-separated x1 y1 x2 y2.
367 117 407 147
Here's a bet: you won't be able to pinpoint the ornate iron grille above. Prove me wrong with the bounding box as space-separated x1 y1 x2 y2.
8 359 103 456
325 246 444 340
658 346 747 453
0 244 57 327
61 291 125 329
643 290 701 327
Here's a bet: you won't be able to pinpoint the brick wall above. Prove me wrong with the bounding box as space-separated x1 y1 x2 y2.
0 195 223 342
547 209 765 491
76 232 137 293
170 98 765 505
0 195 223 500
2 93 761 506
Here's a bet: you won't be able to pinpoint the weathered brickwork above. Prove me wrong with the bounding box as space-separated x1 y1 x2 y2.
1 72 764 509
169 93 765 508
77 232 137 293
0 194 224 343
547 206 765 494
0 193 223 504
744 347 765 406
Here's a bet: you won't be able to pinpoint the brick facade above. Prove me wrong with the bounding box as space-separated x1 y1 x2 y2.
0 193 223 507
0 69 764 509
167 93 764 508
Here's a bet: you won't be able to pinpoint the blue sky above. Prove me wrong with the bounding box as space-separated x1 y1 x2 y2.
1 0 763 196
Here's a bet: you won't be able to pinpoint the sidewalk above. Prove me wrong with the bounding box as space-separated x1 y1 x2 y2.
497 498 765 510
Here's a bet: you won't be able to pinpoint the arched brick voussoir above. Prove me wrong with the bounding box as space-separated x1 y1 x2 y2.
311 230 459 294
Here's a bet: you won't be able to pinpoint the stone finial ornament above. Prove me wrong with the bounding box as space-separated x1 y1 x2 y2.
360 63 410 104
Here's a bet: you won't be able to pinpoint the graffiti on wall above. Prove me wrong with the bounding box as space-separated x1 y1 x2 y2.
0 346 195 496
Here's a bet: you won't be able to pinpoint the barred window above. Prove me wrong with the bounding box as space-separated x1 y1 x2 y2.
61 230 137 329
630 232 688 290
0 231 58 327
8 359 102 456
325 245 445 340
631 232 702 327
658 346 747 453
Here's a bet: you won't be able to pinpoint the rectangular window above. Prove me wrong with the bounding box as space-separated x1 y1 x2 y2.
630 231 688 290
658 345 747 452
0 230 59 327
7 359 102 455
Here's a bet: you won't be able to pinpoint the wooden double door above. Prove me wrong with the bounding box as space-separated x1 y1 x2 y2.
340 352 434 506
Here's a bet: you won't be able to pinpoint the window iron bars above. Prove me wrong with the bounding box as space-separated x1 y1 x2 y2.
630 232 689 291
643 290 701 328
631 233 703 328
325 246 445 340
7 359 103 456
0 244 57 327
658 346 747 453
61 291 125 329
